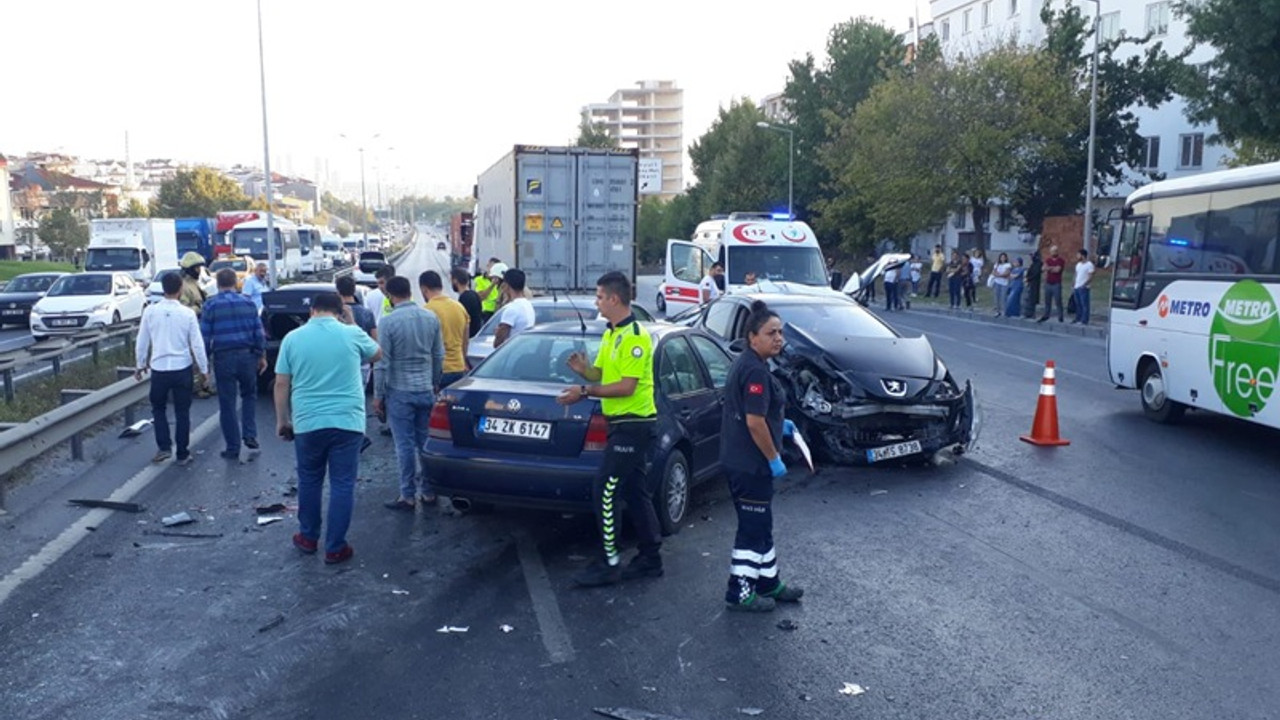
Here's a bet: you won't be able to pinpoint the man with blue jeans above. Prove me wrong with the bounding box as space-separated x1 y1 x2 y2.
275 292 380 565
373 275 444 511
136 272 209 465
1071 248 1096 325
201 268 267 459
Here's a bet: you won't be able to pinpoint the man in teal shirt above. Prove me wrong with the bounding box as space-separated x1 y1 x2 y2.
274 291 381 565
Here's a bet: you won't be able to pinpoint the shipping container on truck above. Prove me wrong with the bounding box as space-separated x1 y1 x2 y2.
175 217 216 263
473 145 638 293
449 211 474 270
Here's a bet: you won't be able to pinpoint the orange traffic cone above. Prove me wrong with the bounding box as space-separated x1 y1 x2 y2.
1020 360 1070 446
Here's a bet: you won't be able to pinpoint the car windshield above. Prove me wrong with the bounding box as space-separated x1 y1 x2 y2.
474 302 618 340
471 333 603 383
152 269 180 285
211 259 248 273
727 246 828 286
84 248 140 270
775 301 897 339
7 276 58 293
48 275 112 297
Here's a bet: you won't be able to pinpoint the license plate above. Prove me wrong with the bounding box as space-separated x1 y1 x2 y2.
2 309 24 316
478 416 551 440
49 318 79 327
866 440 923 463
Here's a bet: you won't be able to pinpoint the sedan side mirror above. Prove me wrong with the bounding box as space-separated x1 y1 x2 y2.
728 338 747 354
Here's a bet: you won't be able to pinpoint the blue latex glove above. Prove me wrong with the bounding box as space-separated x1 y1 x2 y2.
769 455 787 478
782 419 796 438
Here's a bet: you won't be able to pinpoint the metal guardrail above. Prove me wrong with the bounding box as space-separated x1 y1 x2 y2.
0 321 139 403
0 373 149 512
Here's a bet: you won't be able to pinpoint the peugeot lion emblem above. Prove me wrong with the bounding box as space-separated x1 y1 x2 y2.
881 379 907 397
507 399 521 412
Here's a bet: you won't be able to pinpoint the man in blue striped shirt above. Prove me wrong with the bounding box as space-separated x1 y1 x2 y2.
201 268 268 459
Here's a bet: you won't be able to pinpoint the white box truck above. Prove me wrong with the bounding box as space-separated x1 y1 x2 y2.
474 145 638 293
85 218 179 283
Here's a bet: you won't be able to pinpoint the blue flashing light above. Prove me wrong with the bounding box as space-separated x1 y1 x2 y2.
771 212 794 221
1168 237 1190 247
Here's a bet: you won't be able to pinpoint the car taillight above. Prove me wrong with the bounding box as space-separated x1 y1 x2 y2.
583 414 609 452
428 401 452 440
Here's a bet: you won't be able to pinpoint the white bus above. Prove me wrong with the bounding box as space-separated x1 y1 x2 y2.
1108 161 1280 427
227 215 303 282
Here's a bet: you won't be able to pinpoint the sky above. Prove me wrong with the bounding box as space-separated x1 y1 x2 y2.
5 0 914 201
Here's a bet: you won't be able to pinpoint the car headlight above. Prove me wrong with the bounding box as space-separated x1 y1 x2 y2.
92 302 112 312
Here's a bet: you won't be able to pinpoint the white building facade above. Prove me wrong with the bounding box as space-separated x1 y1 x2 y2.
583 80 684 199
919 0 1228 256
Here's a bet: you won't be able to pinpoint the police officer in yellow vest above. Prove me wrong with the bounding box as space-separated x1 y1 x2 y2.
558 271 663 587
474 258 503 320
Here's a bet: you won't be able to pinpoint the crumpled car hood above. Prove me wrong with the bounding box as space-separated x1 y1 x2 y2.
781 326 942 399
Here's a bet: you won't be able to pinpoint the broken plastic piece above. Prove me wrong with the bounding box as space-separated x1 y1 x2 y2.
68 499 144 513
776 619 798 631
255 503 288 515
143 530 224 539
161 511 195 527
436 625 469 633
499 624 514 633
391 589 410 596
869 489 888 496
256 516 284 526
838 683 866 697
257 615 285 633
119 419 153 438
593 709 689 720
738 709 764 717
789 430 814 472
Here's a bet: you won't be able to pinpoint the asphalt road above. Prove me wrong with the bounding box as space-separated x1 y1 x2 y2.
2 257 1278 720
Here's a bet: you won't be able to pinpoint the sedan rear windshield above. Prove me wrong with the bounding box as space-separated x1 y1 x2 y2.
7 276 58 293
776 301 897 339
471 334 603 384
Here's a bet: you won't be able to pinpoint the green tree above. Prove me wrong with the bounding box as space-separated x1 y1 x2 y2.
574 116 618 149
688 99 789 218
834 44 1080 251
38 208 89 260
120 198 150 218
636 196 669 265
1008 2 1189 233
1178 0 1280 155
152 167 248 218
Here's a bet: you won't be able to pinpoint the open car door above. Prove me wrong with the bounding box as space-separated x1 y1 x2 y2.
663 240 712 311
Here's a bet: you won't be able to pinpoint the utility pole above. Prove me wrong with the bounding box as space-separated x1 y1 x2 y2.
256 0 278 287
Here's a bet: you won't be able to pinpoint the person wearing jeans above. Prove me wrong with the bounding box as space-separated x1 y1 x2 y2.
374 275 444 511
201 268 267 459
275 291 380 564
1072 248 1096 325
135 272 208 464
1038 245 1066 323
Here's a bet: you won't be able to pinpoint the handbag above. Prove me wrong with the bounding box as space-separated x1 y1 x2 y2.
986 274 996 288
1067 292 1077 314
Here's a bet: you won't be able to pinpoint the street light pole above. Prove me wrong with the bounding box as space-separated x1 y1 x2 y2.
255 0 278 288
756 121 795 218
358 147 369 247
1084 0 1101 258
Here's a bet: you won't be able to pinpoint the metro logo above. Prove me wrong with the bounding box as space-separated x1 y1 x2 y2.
1208 280 1280 417
1157 295 1212 319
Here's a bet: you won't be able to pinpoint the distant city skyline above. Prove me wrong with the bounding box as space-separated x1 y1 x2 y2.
5 0 908 200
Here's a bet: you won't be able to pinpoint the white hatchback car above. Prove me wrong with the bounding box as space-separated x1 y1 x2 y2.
30 272 147 340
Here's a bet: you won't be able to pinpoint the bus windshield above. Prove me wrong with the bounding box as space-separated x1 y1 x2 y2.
726 246 828 286
230 228 284 259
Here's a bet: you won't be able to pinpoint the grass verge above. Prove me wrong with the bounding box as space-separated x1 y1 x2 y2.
0 260 77 282
0 347 136 423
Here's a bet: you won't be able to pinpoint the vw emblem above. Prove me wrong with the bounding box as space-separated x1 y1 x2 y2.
7 303 14 309
881 378 907 397
507 399 521 412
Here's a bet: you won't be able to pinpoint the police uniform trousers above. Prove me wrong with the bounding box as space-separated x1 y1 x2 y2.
725 467 782 603
594 417 660 565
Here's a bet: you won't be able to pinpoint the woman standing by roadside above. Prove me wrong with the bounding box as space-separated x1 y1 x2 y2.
947 250 966 309
1005 256 1026 317
991 252 1012 316
720 301 804 613
966 249 984 308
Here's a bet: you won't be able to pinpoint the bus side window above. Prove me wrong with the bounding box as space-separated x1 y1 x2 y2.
1112 217 1149 305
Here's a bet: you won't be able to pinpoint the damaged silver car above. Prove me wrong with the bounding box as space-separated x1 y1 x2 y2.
688 291 979 465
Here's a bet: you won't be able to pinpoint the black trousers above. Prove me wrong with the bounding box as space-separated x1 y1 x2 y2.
926 270 943 297
725 468 781 603
595 419 660 564
150 367 194 455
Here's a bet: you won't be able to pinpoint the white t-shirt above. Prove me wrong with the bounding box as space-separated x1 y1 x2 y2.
364 287 389 326
884 267 898 282
993 262 1012 286
497 297 535 338
699 275 721 302
970 256 985 281
909 261 923 281
1074 260 1095 289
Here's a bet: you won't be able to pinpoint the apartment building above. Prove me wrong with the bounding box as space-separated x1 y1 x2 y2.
921 0 1227 255
583 80 684 198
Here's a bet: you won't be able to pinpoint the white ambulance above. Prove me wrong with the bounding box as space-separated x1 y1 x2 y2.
658 212 835 312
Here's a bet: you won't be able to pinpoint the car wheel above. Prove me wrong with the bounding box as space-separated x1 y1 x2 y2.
1139 360 1184 424
655 449 690 536
655 292 666 314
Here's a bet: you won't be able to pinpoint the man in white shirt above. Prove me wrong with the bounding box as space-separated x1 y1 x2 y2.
699 262 724 304
1071 248 1096 325
363 264 397 325
493 268 535 348
135 272 209 464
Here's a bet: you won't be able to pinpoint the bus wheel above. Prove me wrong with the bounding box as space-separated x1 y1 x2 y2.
1140 361 1185 424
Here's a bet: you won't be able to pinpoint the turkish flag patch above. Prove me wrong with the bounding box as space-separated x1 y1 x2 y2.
748 383 764 395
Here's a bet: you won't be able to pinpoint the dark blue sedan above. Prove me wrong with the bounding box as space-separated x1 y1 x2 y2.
423 321 734 533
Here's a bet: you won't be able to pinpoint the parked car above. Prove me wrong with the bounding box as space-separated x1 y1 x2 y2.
257 282 345 392
145 268 216 307
0 272 68 326
425 320 733 532
466 296 653 368
30 272 146 340
208 255 256 290
686 292 978 465
352 251 386 287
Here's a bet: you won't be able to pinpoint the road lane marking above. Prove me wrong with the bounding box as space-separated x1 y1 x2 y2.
967 459 1280 597
894 322 1112 387
0 413 221 608
515 530 576 664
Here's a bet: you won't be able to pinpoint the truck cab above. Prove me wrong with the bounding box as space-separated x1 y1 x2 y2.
661 213 834 311
85 219 178 284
